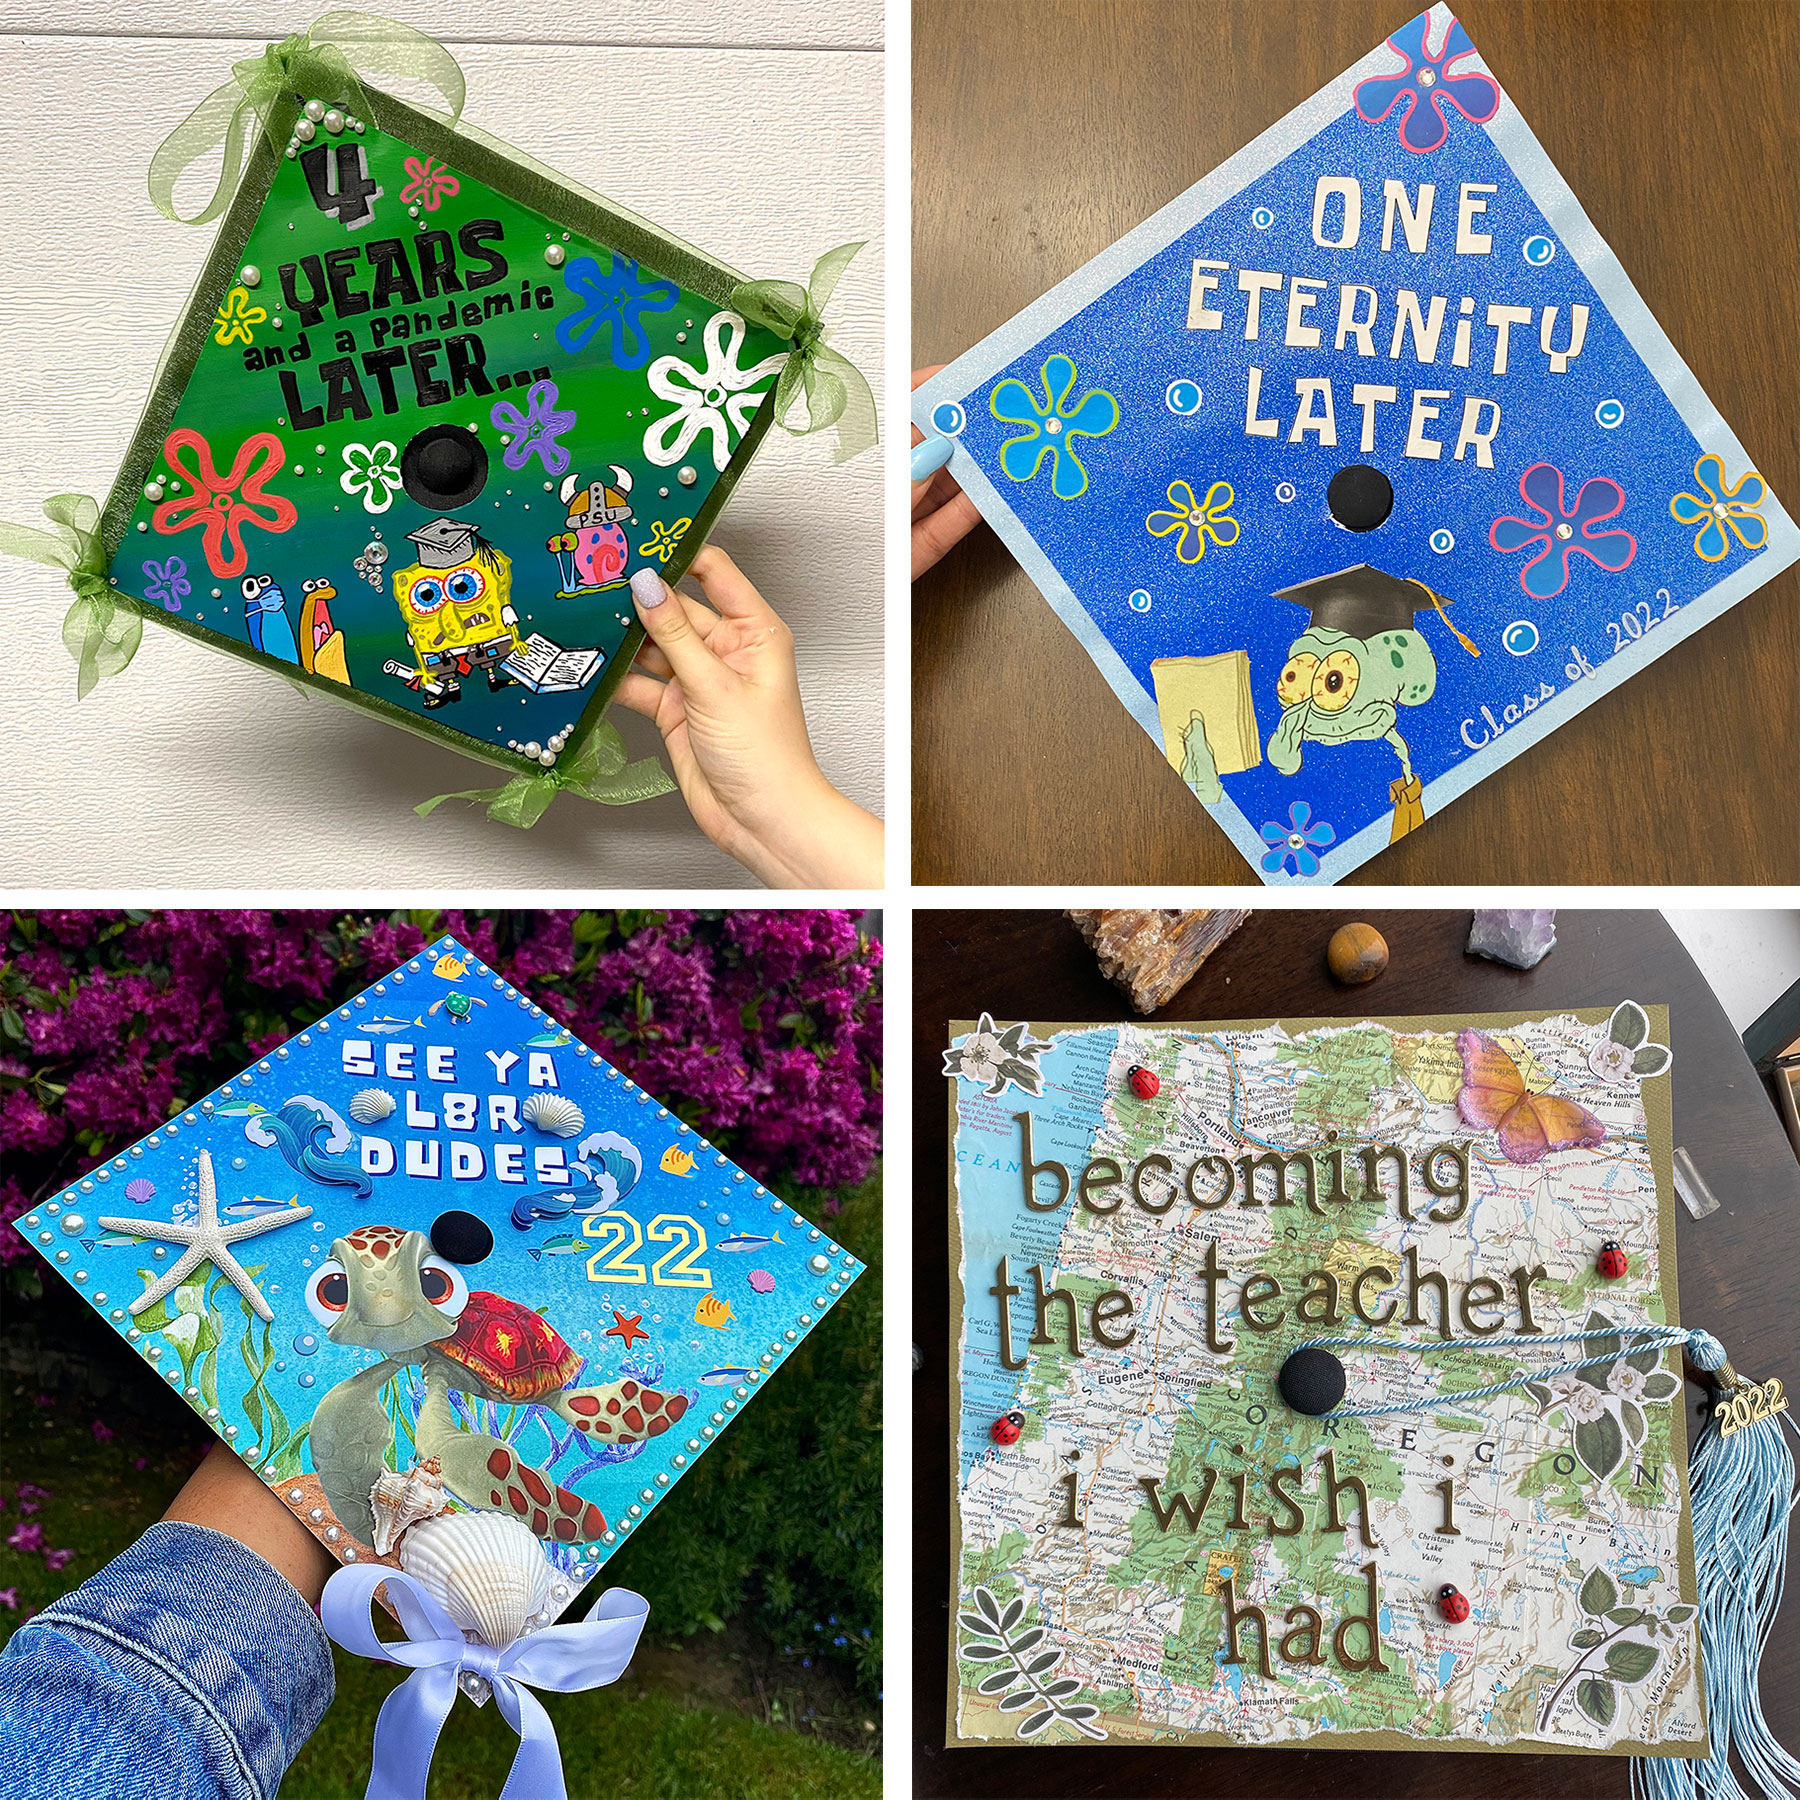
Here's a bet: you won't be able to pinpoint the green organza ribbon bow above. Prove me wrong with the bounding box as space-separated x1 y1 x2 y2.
730 242 879 463
0 496 141 699
148 9 465 225
415 720 675 828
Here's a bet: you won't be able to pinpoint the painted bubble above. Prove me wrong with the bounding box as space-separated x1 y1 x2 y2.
1164 379 1202 416
1429 528 1455 555
1127 589 1152 613
1522 235 1556 265
931 400 966 436
293 1332 320 1357
1251 206 1275 230
1595 399 1624 430
1503 619 1540 656
298 1372 316 1388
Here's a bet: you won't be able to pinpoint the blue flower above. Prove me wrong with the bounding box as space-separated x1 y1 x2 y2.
556 252 678 369
141 556 189 613
1354 11 1499 155
1260 802 1335 877
1489 461 1635 600
989 354 1119 500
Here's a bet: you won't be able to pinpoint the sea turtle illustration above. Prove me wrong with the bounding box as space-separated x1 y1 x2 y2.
306 1224 687 1546
425 990 485 1025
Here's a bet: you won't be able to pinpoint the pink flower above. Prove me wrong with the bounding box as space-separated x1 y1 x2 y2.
15 1485 50 1501
8 1522 44 1553
400 155 460 211
16 1503 37 1517
0 1588 16 1610
42 1549 73 1573
134 1458 148 1471
91 1421 114 1443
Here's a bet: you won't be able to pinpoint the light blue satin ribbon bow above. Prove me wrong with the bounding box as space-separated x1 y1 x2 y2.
320 1563 648 1800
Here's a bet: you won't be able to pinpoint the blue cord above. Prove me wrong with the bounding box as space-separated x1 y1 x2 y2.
1296 1324 1693 1418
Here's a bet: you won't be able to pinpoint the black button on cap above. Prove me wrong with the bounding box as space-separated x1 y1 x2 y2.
402 424 489 510
1327 464 1393 532
1278 1345 1347 1416
431 1209 494 1265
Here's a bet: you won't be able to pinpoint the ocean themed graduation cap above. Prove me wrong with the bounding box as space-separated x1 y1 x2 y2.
912 4 1796 883
1 13 873 826
10 935 865 1609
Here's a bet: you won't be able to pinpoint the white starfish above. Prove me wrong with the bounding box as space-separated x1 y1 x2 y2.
98 1149 311 1323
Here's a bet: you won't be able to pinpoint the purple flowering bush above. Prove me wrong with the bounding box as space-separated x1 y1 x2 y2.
0 908 881 1695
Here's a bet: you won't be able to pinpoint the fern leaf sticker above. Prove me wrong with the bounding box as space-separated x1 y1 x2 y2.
958 1586 1106 1740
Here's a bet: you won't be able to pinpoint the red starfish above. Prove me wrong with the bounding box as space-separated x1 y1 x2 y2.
605 1309 649 1350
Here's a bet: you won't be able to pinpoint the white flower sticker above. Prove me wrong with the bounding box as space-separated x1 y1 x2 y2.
1587 1000 1672 1084
643 312 788 472
943 1012 1052 1097
340 441 404 513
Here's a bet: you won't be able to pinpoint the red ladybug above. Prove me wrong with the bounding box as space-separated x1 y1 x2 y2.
990 1410 1024 1446
1437 1584 1470 1623
1596 1240 1628 1279
1127 1065 1160 1100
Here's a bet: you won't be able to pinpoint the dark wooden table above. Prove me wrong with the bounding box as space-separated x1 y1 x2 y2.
913 909 1800 1797
911 1 1800 884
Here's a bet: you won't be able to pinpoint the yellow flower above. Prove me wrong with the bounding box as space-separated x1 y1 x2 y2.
638 518 692 564
1146 478 1239 564
213 286 268 348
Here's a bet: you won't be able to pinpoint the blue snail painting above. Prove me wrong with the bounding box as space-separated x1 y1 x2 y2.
911 3 1797 883
9 937 865 1616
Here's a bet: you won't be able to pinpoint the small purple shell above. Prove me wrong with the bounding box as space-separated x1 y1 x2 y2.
747 1268 775 1295
124 1179 156 1204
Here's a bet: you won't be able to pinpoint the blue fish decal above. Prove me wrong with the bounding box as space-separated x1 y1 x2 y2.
212 1099 267 1117
700 1366 754 1385
525 1235 587 1260
224 1195 298 1218
96 1231 144 1248
363 1015 419 1034
715 1232 782 1253
524 1027 574 1048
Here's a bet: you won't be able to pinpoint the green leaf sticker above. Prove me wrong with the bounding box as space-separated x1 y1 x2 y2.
1575 1411 1625 1481
1580 1567 1619 1618
1604 1640 1659 1683
1577 1676 1617 1726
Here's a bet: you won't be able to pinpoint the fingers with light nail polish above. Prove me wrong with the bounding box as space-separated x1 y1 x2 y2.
911 435 953 482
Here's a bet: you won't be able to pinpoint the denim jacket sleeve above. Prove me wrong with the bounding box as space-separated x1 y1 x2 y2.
0 1520 335 1800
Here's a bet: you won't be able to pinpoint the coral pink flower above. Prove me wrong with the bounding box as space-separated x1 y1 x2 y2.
152 429 297 578
400 155 459 211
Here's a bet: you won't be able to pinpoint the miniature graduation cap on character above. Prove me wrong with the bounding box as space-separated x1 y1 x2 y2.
1267 563 1479 845
389 519 520 707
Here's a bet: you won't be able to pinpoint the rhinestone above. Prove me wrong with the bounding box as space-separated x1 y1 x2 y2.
147 1346 161 1361
205 1407 219 1419
55 1249 70 1262
289 1489 304 1503
309 1506 324 1522
325 1526 341 1542
344 1548 357 1560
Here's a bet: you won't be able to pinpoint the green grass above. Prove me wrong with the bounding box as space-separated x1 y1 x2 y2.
0 1377 877 1799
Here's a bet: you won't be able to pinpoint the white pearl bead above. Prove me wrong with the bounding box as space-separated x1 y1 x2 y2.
240 264 261 287
323 109 345 134
544 244 566 268
678 466 698 486
294 118 316 142
304 99 325 122
522 742 541 758
539 750 556 767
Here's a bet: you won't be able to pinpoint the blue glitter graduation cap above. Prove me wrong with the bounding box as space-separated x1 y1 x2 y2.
912 4 1796 883
10 935 864 1611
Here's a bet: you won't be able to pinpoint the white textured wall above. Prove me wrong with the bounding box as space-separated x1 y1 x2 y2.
1666 911 1800 1036
0 3 882 886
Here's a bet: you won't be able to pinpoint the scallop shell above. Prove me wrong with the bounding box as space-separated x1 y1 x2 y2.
399 1511 556 1648
522 1093 584 1138
349 1087 396 1124
368 1456 448 1557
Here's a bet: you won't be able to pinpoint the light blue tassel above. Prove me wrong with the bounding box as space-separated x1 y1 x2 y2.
1632 1329 1800 1799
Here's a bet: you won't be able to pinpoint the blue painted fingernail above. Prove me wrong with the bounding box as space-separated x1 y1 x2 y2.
630 568 667 608
911 435 953 481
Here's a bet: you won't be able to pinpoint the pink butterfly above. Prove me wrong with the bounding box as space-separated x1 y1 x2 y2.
1456 1029 1605 1166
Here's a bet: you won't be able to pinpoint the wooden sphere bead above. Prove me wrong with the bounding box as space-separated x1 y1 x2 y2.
1327 922 1388 985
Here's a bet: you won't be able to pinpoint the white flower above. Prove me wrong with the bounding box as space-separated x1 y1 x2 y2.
1588 1037 1635 1083
644 312 788 472
1564 1383 1608 1423
340 441 403 513
1607 1362 1648 1402
959 1036 1006 1088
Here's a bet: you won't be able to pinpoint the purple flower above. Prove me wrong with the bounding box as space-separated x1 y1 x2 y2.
1354 11 1499 154
490 379 579 477
556 253 678 370
1489 462 1635 599
42 1548 72 1573
90 1421 114 1443
0 1588 16 1610
141 557 190 613
7 1522 43 1553
1260 802 1335 878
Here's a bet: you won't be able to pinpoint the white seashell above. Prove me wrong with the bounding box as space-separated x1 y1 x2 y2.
368 1456 449 1556
522 1093 584 1138
349 1087 397 1124
400 1511 557 1648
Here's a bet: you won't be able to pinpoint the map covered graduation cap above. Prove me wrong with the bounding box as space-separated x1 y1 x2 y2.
0 12 874 826
9 935 866 1606
912 3 1797 883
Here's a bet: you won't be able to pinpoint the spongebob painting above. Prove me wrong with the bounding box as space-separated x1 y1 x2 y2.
385 517 522 709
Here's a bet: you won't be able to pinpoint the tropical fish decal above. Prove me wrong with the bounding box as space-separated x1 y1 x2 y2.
695 1295 736 1329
